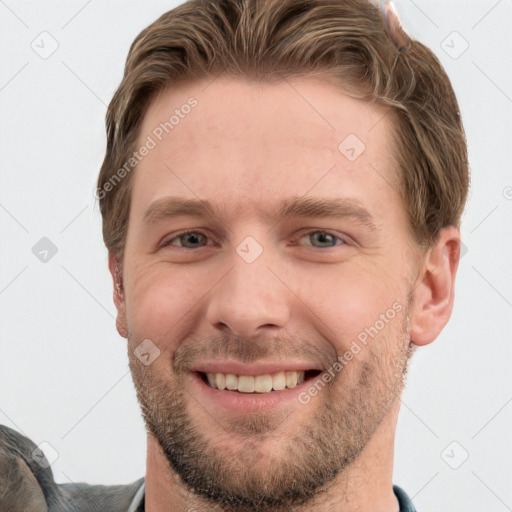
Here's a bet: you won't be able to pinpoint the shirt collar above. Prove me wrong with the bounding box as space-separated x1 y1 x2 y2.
127 480 145 512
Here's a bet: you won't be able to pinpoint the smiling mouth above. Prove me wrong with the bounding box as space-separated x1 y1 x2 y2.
196 370 322 394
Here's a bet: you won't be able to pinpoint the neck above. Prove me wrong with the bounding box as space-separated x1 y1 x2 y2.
144 398 401 512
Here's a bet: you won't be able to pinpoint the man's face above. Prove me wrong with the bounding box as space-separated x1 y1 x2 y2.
118 75 420 511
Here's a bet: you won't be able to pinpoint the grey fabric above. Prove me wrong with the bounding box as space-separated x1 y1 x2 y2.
1 424 417 511
127 480 145 512
393 484 418 512
0 424 143 512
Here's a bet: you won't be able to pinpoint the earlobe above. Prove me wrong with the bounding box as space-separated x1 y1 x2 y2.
108 249 129 339
409 226 461 346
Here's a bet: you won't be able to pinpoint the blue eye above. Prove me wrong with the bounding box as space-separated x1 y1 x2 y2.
160 229 347 250
301 231 345 248
161 230 209 249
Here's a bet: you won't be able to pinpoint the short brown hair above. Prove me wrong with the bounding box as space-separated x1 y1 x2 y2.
97 0 469 259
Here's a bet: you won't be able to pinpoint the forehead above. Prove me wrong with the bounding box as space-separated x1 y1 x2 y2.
131 75 401 225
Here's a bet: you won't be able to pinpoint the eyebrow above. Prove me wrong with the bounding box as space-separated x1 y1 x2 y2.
143 195 380 233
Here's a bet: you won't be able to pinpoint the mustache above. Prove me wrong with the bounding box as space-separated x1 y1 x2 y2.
172 333 336 374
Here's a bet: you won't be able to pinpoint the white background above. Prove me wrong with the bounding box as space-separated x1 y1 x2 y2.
0 1 511 511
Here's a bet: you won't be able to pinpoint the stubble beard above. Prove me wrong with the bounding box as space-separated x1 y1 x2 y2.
129 302 415 512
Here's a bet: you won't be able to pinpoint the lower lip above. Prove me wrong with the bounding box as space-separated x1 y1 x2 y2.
189 371 315 413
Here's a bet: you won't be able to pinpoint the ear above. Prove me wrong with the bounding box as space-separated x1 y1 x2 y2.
410 226 461 346
108 249 128 338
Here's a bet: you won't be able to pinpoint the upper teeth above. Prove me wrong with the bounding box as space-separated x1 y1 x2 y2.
206 371 305 393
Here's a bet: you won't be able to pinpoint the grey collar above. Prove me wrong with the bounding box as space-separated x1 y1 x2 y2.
127 480 145 512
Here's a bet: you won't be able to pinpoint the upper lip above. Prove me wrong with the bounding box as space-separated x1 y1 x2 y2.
190 360 324 376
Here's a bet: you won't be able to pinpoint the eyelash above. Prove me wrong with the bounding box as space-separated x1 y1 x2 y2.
160 229 349 250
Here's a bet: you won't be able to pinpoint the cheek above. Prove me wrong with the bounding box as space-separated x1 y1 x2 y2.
124 265 194 346
293 263 404 347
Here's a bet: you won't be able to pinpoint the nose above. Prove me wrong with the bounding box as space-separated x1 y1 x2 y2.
205 247 291 338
